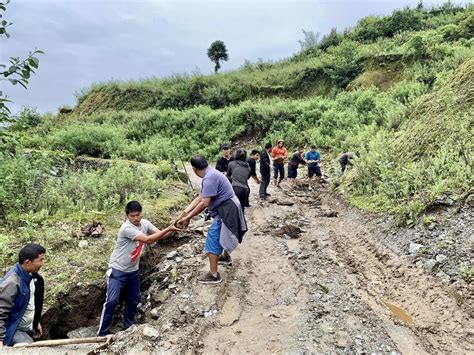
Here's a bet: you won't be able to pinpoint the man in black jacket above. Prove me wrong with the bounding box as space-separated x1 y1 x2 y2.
259 143 272 200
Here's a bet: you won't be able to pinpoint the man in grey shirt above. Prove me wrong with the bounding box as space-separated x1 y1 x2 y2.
97 201 179 336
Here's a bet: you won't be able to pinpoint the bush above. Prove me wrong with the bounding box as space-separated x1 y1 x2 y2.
52 124 125 158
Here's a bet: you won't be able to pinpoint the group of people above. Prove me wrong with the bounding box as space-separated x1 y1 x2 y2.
1 141 354 347
215 139 325 209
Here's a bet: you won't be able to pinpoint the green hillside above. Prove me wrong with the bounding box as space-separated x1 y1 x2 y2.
0 2 473 302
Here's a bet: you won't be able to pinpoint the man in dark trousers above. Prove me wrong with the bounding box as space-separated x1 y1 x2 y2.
246 149 261 185
259 143 272 200
339 152 354 176
0 244 46 347
98 201 179 336
215 144 232 175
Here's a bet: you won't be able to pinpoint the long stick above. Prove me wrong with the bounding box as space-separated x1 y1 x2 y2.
173 143 194 192
13 336 112 348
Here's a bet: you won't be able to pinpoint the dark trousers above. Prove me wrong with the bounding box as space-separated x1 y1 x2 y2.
98 268 140 336
273 162 285 180
233 186 250 209
259 172 270 197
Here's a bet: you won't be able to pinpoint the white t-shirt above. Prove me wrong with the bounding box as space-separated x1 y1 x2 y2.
18 279 35 331
108 219 157 272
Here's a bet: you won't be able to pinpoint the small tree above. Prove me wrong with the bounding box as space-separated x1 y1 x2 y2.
0 0 43 144
207 40 228 73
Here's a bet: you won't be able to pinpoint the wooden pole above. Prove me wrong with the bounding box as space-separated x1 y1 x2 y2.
13 335 114 348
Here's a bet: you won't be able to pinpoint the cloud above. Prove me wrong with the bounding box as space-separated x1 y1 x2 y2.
0 0 466 113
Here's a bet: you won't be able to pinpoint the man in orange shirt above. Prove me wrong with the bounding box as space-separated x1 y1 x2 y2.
271 139 288 188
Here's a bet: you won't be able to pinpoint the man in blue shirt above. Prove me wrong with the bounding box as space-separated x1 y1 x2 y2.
305 144 322 190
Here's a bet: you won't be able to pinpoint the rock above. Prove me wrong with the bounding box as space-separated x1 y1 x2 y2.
166 251 178 259
409 242 424 254
142 325 160 340
150 307 160 319
175 257 183 263
78 240 88 248
276 199 294 206
67 326 97 339
435 254 448 263
424 259 439 272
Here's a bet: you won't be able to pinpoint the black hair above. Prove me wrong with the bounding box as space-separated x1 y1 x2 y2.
310 144 317 149
19 244 46 264
125 201 142 215
265 143 272 150
251 149 260 156
298 145 305 150
191 155 208 170
234 148 247 161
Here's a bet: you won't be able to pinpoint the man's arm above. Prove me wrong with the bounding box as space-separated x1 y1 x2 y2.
0 280 17 345
134 225 180 244
176 196 212 228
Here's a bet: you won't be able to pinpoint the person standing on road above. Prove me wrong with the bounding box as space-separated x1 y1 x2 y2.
227 149 252 211
259 143 272 200
287 146 306 187
176 156 247 284
97 201 179 336
305 144 322 190
271 139 288 188
247 149 261 185
0 244 46 347
215 144 232 175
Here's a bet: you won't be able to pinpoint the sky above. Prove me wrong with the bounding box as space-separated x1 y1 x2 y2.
0 0 463 114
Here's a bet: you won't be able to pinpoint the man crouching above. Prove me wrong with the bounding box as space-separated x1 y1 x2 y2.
0 244 46 347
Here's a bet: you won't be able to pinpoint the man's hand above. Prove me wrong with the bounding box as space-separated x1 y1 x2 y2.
167 224 181 233
175 217 190 229
34 323 43 338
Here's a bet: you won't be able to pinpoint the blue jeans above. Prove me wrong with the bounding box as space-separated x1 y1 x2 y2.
97 268 140 336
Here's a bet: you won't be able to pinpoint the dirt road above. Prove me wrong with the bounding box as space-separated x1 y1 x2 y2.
192 174 472 353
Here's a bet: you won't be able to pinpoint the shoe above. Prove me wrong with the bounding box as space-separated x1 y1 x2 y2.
265 193 271 196
198 272 222 284
218 254 232 265
308 186 312 190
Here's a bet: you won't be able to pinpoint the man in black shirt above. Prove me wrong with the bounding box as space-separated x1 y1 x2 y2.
287 146 306 187
259 143 272 200
246 150 261 185
216 144 232 175
339 152 354 176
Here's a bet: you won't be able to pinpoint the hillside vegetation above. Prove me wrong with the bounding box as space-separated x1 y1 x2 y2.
0 3 473 302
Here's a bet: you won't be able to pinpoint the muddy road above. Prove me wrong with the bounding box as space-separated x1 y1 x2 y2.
6 172 472 354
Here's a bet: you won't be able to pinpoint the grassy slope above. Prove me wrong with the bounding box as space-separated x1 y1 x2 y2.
1 4 473 306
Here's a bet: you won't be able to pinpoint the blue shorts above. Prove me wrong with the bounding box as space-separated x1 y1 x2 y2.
205 218 223 255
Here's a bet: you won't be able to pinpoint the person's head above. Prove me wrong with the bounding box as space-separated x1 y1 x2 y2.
19 243 46 273
251 149 260 161
221 144 231 158
310 144 317 151
265 143 272 152
126 200 142 226
234 148 247 161
277 139 284 148
190 155 208 178
298 145 305 154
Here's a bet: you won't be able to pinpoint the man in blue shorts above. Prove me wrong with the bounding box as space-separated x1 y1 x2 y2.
177 156 247 284
305 144 322 190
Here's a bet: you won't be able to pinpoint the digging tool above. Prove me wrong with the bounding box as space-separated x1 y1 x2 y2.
13 335 115 348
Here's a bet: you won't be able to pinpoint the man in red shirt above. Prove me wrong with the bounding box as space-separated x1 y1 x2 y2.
271 139 288 188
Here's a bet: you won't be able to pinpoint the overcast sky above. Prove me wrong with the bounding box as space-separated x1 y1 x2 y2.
0 0 462 114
